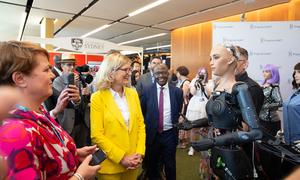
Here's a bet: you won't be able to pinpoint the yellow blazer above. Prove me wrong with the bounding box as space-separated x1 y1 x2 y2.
90 87 146 174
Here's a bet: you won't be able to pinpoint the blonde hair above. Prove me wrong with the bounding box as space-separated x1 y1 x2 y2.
96 52 130 90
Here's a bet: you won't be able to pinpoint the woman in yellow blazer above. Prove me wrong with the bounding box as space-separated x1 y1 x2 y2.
90 52 146 180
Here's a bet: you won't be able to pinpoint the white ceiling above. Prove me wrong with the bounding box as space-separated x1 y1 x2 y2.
0 0 289 50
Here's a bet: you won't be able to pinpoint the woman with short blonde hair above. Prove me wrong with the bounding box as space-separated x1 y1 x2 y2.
91 52 146 180
96 52 131 90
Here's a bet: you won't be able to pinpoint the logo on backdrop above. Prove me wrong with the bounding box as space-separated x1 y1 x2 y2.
213 25 234 29
260 38 282 43
249 51 272 56
222 38 244 43
250 24 272 29
289 24 300 29
71 38 83 50
288 51 300 57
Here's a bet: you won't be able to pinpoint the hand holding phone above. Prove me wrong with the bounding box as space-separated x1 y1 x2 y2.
89 149 107 166
67 73 75 87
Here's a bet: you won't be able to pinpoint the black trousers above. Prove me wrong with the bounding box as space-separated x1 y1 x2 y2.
144 129 177 180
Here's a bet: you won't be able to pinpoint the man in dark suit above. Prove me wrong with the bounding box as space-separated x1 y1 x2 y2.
141 64 183 180
136 56 162 96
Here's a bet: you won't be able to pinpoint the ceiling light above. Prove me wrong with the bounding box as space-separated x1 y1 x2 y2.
80 24 111 38
54 47 60 51
128 0 169 17
146 44 171 50
54 19 58 24
118 33 167 45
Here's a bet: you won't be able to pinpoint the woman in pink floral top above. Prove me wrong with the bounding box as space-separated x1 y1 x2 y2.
0 41 100 179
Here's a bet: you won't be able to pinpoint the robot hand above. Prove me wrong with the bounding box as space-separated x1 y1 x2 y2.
175 113 209 130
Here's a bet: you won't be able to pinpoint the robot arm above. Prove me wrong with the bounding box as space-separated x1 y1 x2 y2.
175 113 209 130
192 83 263 151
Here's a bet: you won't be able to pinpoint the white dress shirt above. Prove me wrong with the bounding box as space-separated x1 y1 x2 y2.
110 88 130 128
156 83 172 131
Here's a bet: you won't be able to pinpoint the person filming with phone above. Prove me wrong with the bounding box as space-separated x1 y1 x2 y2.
0 41 100 179
52 53 90 148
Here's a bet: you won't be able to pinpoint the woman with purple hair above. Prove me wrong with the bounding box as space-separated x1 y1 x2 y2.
259 64 283 136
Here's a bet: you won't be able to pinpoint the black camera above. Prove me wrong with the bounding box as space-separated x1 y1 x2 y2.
76 65 93 88
198 74 205 81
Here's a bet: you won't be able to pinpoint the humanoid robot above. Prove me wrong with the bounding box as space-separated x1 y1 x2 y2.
178 82 262 180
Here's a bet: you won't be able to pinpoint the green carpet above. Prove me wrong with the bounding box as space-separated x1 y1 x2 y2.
176 148 200 180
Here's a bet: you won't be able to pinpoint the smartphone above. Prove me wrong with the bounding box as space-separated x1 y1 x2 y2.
89 149 107 166
67 73 75 87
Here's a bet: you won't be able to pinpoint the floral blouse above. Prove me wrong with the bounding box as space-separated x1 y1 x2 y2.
0 106 79 179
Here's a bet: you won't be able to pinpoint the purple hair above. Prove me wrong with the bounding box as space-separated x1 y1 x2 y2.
262 64 280 85
197 67 208 83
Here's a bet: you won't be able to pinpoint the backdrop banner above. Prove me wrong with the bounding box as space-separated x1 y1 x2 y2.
213 21 300 100
23 36 143 54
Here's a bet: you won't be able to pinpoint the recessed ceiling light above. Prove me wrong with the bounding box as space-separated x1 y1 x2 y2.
118 33 167 45
145 44 171 50
128 0 169 17
80 24 111 38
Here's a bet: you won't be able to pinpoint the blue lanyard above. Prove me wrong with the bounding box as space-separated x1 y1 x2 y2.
15 104 66 147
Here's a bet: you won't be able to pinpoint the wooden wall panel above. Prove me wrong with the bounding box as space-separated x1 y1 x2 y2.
171 0 300 78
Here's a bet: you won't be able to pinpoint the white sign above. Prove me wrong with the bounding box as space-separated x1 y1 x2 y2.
23 36 143 54
213 21 300 100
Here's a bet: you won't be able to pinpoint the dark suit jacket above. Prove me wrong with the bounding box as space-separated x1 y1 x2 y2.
140 83 183 145
136 72 153 96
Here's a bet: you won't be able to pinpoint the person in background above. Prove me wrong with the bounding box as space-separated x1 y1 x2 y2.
186 67 211 178
176 66 191 149
90 52 145 180
52 55 62 78
235 46 266 179
52 54 90 148
136 56 162 96
141 64 183 180
131 70 141 88
168 68 178 87
131 61 141 73
235 46 264 115
0 41 100 179
259 64 283 136
186 67 209 156
283 62 300 146
258 64 283 179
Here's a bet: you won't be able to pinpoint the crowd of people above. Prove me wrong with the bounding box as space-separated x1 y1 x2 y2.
0 40 299 180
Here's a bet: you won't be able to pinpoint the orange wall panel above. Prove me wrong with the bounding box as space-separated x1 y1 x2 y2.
171 0 300 78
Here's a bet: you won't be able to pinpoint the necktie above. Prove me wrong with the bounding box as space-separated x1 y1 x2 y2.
158 87 164 133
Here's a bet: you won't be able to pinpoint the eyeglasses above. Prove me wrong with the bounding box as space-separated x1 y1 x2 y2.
117 67 131 73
